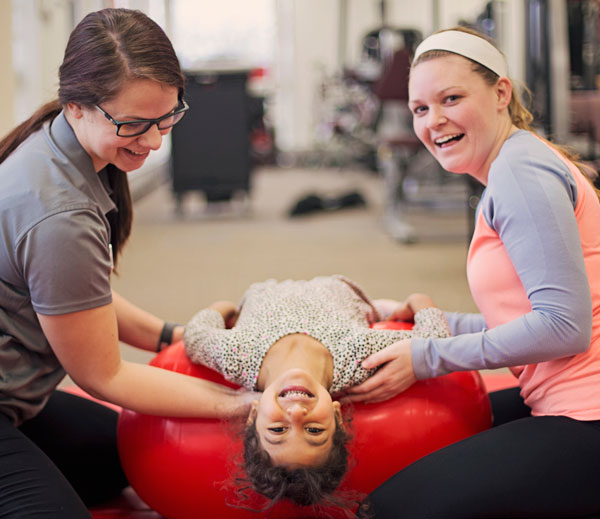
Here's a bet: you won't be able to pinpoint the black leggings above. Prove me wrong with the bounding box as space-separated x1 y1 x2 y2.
359 388 600 518
0 390 128 519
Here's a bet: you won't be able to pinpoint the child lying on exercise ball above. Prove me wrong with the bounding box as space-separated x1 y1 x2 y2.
183 275 450 510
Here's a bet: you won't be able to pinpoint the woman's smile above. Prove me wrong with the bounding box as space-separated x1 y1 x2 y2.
122 147 150 161
434 133 465 148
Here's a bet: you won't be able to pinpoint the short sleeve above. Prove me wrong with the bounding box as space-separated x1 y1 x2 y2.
17 209 113 315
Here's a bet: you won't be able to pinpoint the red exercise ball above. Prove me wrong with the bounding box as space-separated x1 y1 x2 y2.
370 320 414 331
118 322 491 518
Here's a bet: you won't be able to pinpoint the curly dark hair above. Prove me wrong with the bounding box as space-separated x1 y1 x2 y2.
240 417 350 509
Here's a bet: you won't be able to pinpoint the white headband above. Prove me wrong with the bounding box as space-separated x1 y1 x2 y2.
413 30 508 78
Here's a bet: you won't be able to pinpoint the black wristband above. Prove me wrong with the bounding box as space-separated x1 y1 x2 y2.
157 321 179 352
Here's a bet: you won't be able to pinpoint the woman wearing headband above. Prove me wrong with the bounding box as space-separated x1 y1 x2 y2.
347 27 600 517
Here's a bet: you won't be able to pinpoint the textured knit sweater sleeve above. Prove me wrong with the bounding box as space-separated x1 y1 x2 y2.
411 133 592 379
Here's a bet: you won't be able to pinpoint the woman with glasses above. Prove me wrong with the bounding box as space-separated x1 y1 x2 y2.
0 8 257 518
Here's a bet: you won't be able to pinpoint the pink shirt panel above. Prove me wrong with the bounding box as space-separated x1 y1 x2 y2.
468 146 600 420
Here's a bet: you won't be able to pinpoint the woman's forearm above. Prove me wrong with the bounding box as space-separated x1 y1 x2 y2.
443 311 487 335
38 302 247 419
91 360 255 419
112 290 180 351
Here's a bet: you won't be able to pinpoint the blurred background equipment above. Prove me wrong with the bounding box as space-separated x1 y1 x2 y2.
170 70 254 213
6 0 600 237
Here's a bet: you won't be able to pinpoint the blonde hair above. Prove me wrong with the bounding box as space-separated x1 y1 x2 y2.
412 26 600 199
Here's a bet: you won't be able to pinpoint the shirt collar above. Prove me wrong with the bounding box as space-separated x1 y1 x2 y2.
46 111 116 216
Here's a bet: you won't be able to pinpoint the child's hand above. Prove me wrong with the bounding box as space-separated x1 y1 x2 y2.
209 301 239 328
375 294 436 322
402 293 436 315
372 298 402 321
236 389 262 416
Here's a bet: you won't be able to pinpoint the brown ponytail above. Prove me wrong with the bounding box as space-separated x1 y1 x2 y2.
0 100 61 164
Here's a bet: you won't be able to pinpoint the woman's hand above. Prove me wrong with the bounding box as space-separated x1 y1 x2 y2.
209 301 239 328
236 388 262 409
340 339 416 404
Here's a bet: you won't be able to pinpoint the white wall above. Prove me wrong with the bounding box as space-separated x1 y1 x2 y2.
273 0 340 152
11 0 72 125
0 1 14 138
438 0 490 30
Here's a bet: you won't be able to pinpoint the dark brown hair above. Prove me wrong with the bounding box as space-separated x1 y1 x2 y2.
412 26 600 199
236 418 355 516
0 8 185 265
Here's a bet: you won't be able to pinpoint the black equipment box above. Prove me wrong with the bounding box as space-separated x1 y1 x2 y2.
170 70 252 204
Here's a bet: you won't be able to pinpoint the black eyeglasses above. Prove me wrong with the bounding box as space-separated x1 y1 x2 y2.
94 99 189 137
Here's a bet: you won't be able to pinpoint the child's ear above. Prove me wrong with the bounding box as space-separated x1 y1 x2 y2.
333 401 345 430
246 400 259 426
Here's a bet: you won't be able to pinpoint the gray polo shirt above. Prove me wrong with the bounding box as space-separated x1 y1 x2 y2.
0 111 115 425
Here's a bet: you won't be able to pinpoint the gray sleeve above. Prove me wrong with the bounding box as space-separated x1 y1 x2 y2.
444 311 487 335
17 209 113 315
412 148 592 379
